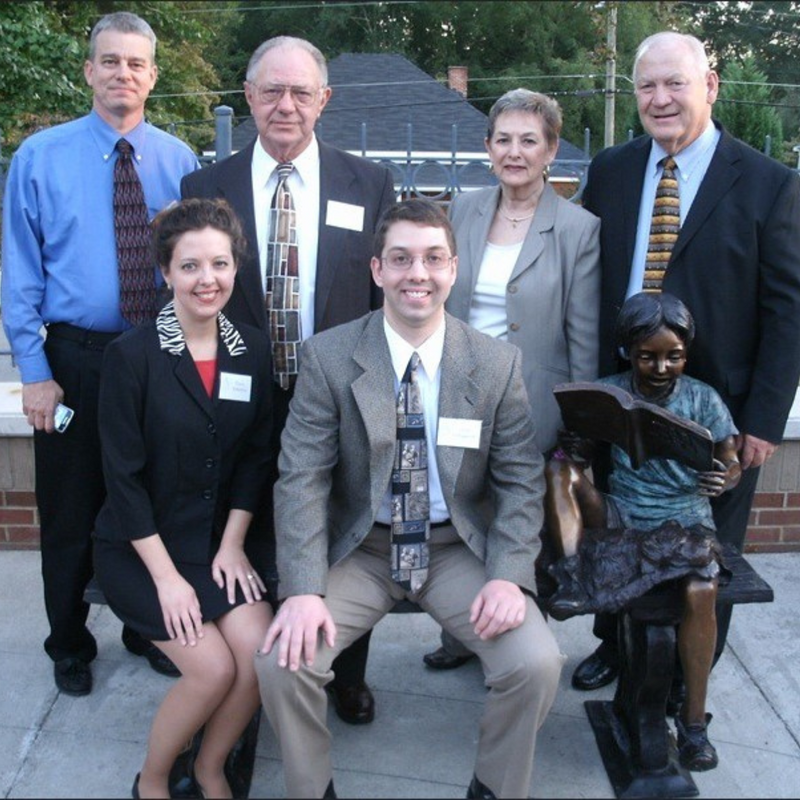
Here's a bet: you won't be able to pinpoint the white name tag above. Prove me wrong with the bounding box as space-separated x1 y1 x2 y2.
437 417 482 450
325 200 365 232
218 372 252 403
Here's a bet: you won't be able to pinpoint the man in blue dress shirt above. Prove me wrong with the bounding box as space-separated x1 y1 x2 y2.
1 11 199 695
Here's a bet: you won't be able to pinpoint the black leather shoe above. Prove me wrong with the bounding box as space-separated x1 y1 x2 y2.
323 779 337 799
325 680 375 725
571 649 619 691
676 713 718 771
466 774 497 799
423 646 476 671
122 626 181 677
54 657 92 696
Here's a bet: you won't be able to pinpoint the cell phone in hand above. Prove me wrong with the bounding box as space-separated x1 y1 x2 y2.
54 403 74 433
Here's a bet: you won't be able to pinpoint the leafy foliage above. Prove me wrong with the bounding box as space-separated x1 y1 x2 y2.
0 0 228 152
0 2 87 149
682 0 800 162
715 55 784 155
216 0 681 152
4 0 798 161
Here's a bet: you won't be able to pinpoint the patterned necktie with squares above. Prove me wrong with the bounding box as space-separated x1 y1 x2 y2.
114 138 156 325
391 352 430 592
265 162 301 389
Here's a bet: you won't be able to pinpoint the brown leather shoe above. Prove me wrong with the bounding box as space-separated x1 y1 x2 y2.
325 680 375 725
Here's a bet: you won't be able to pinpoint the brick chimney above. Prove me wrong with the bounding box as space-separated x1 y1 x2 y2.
447 66 468 98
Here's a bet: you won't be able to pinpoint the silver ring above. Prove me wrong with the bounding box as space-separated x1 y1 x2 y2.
247 573 255 580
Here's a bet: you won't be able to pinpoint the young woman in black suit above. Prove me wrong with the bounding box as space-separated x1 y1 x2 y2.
93 199 274 799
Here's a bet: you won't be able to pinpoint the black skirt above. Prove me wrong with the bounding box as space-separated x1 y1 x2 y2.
93 538 273 641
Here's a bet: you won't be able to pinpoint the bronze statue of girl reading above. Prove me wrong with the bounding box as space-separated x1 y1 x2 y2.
544 292 741 772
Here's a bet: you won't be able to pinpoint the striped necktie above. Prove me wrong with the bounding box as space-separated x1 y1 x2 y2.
644 156 680 293
390 353 430 592
265 162 301 390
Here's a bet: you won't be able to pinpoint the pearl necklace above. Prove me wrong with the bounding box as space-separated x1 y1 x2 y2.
499 206 536 228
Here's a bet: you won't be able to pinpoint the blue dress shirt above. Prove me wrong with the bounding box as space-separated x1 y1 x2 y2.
1 110 200 383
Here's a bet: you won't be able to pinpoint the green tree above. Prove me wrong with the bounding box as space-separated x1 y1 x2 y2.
214 0 686 152
685 1 800 160
714 55 783 156
0 2 86 149
0 1 231 152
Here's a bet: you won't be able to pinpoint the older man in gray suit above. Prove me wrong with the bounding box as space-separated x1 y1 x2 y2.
255 199 563 800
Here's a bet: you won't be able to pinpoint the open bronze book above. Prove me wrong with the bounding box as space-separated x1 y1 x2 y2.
554 381 714 471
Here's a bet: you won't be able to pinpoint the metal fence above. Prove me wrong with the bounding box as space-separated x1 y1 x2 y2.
0 113 782 368
206 106 592 202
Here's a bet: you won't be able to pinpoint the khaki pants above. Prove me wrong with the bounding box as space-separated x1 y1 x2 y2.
256 524 565 798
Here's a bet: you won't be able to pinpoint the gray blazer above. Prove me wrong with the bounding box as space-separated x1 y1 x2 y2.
274 311 544 599
446 183 601 452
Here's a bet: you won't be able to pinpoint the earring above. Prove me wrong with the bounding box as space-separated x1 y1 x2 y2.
543 164 551 181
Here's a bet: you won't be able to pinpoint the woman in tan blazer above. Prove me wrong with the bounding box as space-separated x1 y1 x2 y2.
427 88 601 670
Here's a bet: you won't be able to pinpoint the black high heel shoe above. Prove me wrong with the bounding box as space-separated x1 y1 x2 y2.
190 768 207 799
131 773 141 799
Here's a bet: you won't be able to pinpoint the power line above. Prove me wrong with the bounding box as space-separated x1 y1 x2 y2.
168 0 420 13
674 0 800 22
150 72 800 101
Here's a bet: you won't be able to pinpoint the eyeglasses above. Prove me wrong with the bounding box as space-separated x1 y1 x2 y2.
381 252 453 272
250 83 320 107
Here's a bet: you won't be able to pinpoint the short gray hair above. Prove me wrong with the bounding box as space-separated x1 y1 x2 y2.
633 32 710 83
246 36 328 87
88 11 156 61
487 89 562 148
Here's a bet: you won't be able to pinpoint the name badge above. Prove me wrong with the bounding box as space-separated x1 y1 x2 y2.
218 372 252 403
437 417 482 450
325 200 365 232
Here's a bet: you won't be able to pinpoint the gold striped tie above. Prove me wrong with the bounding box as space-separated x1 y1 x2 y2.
644 156 680 293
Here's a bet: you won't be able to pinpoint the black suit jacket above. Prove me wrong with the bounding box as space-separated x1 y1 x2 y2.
93 317 274 567
583 123 800 443
181 138 396 334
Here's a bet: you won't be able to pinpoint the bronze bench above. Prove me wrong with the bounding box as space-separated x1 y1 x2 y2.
554 543 774 799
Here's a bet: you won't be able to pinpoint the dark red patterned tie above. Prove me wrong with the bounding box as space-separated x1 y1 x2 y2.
114 138 156 325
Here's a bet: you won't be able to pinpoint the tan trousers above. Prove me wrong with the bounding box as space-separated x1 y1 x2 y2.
255 524 565 798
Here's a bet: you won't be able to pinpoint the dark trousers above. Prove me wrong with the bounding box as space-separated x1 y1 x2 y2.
270 383 372 686
36 329 118 662
591 465 761 666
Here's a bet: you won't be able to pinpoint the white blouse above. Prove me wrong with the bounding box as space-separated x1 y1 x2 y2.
467 240 523 341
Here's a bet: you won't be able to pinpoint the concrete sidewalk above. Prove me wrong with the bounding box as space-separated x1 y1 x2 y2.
1 549 798 799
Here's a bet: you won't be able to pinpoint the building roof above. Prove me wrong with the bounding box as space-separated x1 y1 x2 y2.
231 52 587 166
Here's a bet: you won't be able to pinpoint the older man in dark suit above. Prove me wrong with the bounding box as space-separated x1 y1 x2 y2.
571 31 800 695
256 199 562 799
182 36 395 724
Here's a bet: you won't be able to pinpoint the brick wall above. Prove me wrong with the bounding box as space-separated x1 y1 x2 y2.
0 436 38 550
746 440 800 553
4 428 800 553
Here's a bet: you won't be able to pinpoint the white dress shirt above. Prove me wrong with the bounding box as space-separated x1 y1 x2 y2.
251 135 321 338
375 316 450 524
